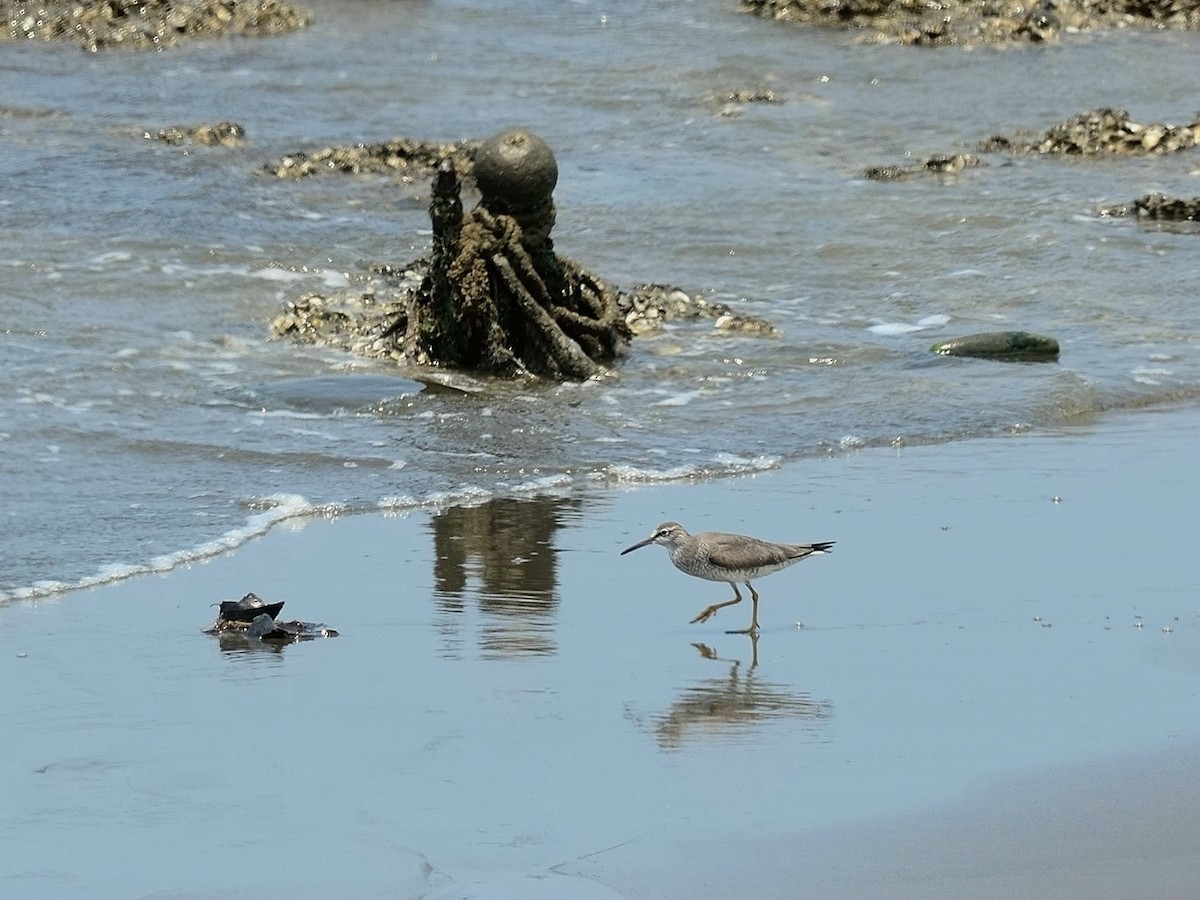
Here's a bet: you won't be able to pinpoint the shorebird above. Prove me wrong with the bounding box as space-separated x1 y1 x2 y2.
621 522 834 634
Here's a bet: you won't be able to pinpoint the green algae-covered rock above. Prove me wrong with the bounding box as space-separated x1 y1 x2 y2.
931 331 1060 361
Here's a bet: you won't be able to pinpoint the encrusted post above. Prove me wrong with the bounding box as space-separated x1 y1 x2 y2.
405 128 630 379
422 158 466 364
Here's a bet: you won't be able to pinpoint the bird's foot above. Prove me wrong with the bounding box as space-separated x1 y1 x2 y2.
690 606 719 624
725 627 759 635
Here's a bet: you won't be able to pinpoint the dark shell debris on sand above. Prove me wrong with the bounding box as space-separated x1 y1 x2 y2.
204 593 338 643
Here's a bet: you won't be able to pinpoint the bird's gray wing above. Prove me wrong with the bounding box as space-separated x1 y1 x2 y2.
706 533 795 571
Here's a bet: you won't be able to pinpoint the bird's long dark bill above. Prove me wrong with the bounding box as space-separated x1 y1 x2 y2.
620 537 654 555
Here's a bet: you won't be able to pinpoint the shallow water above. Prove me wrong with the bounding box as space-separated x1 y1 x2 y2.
1 408 1195 898
1 4 1199 602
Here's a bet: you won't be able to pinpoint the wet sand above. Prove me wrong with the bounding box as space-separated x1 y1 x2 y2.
2 405 1196 899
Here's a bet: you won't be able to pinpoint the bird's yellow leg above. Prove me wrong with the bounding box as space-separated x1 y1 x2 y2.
690 584 743 624
725 582 761 634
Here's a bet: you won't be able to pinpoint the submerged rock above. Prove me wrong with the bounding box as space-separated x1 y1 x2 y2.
1 0 313 51
145 122 246 147
714 88 785 116
931 331 1060 362
864 154 983 181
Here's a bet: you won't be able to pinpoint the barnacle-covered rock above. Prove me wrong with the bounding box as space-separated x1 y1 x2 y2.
742 0 1200 46
1 0 312 51
622 284 781 337
866 109 1198 183
263 136 477 181
982 108 1200 156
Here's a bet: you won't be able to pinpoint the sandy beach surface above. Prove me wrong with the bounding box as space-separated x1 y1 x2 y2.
2 405 1196 899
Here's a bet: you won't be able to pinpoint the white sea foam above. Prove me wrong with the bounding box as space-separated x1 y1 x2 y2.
0 493 315 604
600 453 781 483
502 473 576 494
1131 366 1172 385
87 250 133 266
917 314 951 327
869 314 949 336
652 390 702 407
250 266 349 288
869 322 925 336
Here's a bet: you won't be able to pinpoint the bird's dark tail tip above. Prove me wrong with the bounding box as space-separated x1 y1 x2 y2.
813 541 835 553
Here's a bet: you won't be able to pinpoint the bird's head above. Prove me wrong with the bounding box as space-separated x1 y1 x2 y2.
621 521 688 555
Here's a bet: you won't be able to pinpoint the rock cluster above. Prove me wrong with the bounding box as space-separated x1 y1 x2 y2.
980 108 1200 156
1 0 312 51
742 0 1200 45
1099 193 1200 222
864 109 1200 180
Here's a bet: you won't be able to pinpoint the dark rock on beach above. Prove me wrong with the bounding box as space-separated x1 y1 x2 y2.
1 0 313 51
742 0 1200 46
931 331 1061 362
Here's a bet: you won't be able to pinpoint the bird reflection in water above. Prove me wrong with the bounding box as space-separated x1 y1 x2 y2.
431 496 579 659
652 636 833 750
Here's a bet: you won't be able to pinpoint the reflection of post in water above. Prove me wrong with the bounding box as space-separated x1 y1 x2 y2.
653 637 833 750
430 496 579 658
